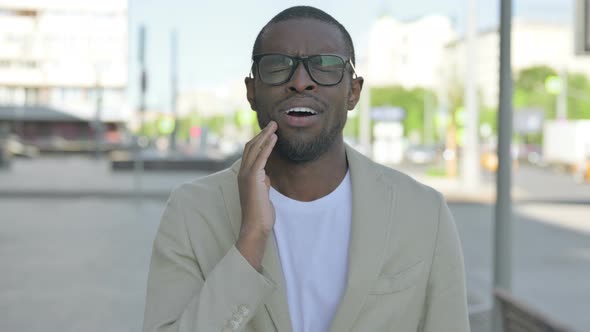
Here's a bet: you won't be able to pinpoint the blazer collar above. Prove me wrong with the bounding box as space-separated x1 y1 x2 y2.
223 144 397 331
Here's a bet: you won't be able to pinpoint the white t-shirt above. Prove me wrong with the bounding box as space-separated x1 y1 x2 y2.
270 171 352 332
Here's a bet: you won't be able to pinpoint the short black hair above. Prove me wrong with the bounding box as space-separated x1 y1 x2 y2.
251 6 356 66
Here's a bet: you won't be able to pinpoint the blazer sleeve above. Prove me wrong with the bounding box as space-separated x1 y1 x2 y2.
143 187 277 332
420 194 470 332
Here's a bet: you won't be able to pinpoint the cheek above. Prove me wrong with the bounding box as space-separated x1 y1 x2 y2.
328 90 351 113
253 87 280 113
255 112 271 130
333 93 351 125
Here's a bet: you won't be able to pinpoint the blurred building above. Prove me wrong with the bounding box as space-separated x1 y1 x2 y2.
443 19 590 108
0 0 129 148
367 14 457 90
0 105 127 152
177 80 250 118
365 14 456 161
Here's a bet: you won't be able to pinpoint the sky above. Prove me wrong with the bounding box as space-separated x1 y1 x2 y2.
128 0 573 110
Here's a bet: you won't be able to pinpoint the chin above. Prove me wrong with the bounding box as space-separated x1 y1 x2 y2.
275 129 340 163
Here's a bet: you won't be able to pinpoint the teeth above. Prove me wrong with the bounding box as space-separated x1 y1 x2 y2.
286 107 318 115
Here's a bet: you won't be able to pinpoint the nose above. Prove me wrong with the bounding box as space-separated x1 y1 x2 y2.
287 62 316 93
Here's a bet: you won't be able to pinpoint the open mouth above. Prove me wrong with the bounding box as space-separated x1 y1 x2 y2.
285 107 318 117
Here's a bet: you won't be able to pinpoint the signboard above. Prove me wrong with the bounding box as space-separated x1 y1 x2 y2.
514 108 544 134
371 106 405 122
575 0 590 55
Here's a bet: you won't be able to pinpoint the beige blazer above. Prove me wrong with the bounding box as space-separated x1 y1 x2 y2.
143 145 469 332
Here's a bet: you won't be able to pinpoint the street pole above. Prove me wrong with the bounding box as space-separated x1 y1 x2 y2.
139 25 147 136
462 0 481 190
134 25 147 197
94 81 103 159
170 29 178 152
493 0 513 331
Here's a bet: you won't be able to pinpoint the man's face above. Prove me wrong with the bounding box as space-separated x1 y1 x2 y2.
245 19 363 163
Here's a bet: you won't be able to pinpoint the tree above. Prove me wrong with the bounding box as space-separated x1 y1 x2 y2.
566 72 590 120
514 65 557 119
511 65 590 121
370 85 437 143
512 66 590 144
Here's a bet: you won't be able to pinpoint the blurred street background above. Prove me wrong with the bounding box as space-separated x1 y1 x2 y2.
1 0 589 331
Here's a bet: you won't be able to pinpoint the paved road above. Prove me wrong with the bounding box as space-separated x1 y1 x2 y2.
2 198 587 332
451 202 590 332
397 162 590 203
0 199 163 332
513 164 590 203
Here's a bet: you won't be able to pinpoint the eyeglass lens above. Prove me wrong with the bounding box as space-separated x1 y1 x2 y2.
257 54 346 85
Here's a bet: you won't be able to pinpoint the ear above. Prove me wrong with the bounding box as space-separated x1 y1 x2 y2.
245 76 257 110
347 76 364 110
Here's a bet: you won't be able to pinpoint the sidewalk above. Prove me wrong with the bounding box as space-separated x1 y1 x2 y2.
0 157 207 199
0 156 529 203
405 170 530 203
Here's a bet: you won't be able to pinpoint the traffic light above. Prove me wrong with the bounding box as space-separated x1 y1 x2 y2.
575 0 590 55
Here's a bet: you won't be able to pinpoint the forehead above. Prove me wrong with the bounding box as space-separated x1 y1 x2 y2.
258 19 347 56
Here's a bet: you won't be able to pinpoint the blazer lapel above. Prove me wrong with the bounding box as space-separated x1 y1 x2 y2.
329 145 397 331
260 233 292 332
221 160 292 332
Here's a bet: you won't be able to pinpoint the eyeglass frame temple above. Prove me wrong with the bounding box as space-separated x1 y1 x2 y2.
348 59 358 79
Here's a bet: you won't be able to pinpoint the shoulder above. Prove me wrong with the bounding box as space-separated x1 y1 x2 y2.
379 164 444 208
347 145 443 207
347 146 447 248
167 163 239 208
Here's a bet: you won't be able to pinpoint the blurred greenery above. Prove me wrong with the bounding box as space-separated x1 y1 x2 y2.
513 65 590 144
426 166 447 177
370 86 437 142
343 112 359 139
443 66 590 146
479 107 498 133
514 66 558 119
514 65 590 121
139 112 229 139
566 72 590 120
137 68 589 146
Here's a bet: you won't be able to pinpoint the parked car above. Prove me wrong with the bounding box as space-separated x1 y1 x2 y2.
515 143 542 165
5 135 39 158
405 144 441 164
0 134 12 168
480 146 519 172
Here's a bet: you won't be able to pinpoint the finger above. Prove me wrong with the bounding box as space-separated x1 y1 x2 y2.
243 121 276 158
252 133 277 171
242 121 277 168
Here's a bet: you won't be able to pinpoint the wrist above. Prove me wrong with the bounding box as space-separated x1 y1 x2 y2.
240 219 273 238
236 225 270 272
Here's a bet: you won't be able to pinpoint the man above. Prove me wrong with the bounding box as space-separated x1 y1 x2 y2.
143 6 469 332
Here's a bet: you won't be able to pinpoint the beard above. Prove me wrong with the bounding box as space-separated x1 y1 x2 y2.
256 112 346 164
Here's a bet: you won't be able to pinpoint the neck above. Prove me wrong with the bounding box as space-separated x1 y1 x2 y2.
267 140 348 202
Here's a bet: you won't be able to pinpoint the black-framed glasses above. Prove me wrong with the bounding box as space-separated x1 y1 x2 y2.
251 53 357 86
